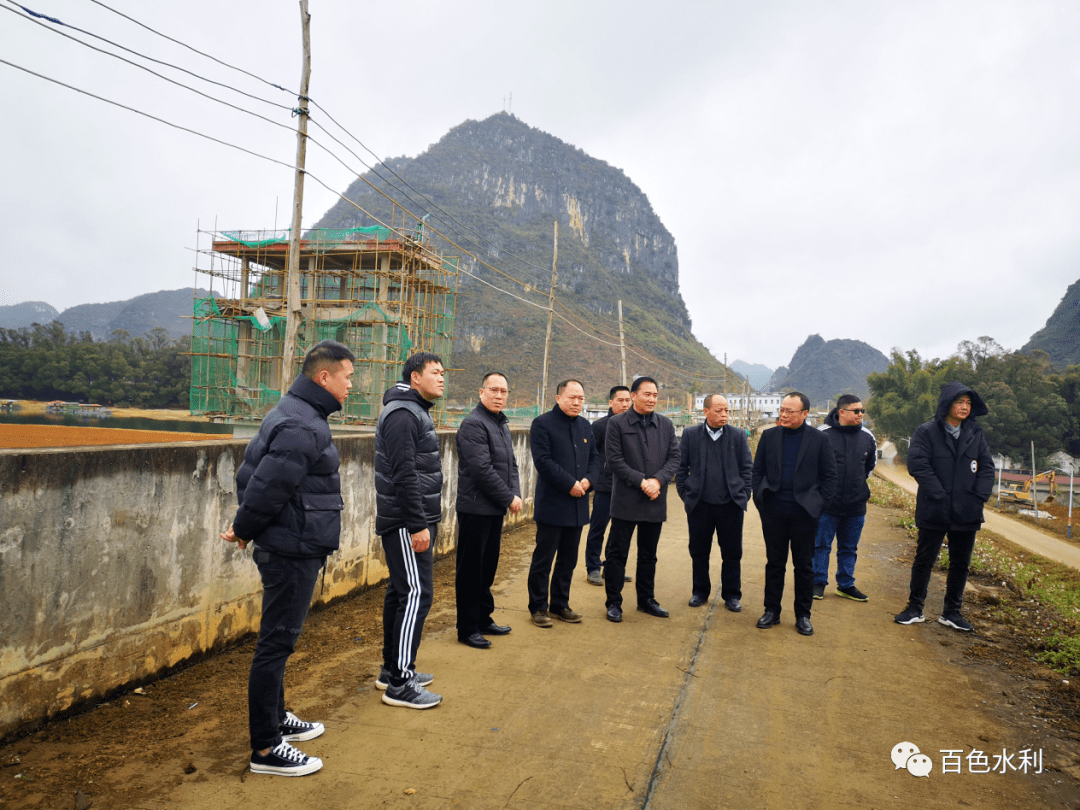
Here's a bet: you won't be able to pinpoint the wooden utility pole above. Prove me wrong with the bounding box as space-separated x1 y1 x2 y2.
539 221 558 409
618 299 627 386
280 0 311 396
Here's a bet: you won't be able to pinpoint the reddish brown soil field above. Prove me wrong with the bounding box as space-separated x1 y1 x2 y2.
0 424 231 449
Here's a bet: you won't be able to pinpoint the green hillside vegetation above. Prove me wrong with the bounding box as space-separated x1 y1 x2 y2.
1023 277 1080 369
868 337 1078 465
0 323 190 408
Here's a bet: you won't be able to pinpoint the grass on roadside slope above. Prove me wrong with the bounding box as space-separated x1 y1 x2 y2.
870 474 1080 676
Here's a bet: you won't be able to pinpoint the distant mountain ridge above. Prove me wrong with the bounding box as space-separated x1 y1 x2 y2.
1023 277 1080 368
731 359 773 390
0 289 209 341
768 334 889 405
0 301 60 330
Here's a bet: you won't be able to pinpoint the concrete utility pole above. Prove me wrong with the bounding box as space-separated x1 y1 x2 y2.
539 221 558 410
280 0 311 397
618 299 627 386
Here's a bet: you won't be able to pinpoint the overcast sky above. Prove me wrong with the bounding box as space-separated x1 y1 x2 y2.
2 0 1077 370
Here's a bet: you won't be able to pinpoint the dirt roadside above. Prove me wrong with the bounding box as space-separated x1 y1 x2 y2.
1 489 1078 809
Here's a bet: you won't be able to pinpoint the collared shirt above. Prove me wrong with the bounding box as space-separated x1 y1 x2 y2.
706 424 724 442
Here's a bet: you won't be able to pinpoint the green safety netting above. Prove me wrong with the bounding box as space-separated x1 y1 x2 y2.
220 226 395 250
190 296 449 422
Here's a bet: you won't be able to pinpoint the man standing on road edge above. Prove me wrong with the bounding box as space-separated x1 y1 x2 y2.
675 394 752 612
584 385 632 585
813 394 876 602
604 376 681 623
454 372 522 649
895 381 994 632
527 379 600 627
222 339 355 777
374 352 445 708
751 391 837 636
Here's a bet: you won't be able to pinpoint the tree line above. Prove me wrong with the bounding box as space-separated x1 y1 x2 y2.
867 336 1079 466
0 322 190 409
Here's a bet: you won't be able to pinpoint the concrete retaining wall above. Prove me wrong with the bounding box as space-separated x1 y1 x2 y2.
0 429 536 741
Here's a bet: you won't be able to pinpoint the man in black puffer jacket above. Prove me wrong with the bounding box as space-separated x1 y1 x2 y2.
374 352 445 709
813 394 877 603
222 339 355 778
454 372 522 649
895 381 994 632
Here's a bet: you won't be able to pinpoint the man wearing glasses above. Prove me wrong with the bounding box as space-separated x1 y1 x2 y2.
455 373 522 649
751 392 836 636
528 379 601 627
813 395 877 602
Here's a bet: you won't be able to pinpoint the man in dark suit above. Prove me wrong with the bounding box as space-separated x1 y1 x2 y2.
603 376 681 623
528 379 601 627
584 385 632 585
454 372 522 649
675 394 753 612
751 391 837 636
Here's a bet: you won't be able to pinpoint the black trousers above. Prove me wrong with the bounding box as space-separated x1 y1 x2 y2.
687 500 744 600
527 522 583 613
584 490 612 572
381 525 436 688
759 501 818 619
907 528 977 614
604 518 663 609
455 512 503 638
249 549 323 751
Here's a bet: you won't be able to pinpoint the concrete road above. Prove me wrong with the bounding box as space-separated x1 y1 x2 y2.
146 491 1075 809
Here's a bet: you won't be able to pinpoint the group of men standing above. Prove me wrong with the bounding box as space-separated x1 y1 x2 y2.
221 341 994 777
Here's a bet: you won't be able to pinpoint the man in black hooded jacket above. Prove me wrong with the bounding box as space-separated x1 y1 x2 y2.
895 381 994 631
222 339 355 777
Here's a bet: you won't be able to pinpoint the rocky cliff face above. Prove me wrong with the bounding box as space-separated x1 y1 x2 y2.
314 113 722 402
1023 277 1080 369
769 334 889 405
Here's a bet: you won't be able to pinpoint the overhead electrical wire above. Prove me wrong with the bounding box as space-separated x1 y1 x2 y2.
3 0 292 113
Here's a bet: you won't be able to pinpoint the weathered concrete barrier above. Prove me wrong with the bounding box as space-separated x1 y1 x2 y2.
0 429 536 741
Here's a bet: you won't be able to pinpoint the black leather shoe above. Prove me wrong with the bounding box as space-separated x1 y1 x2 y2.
795 616 814 636
725 598 742 613
606 605 623 623
688 593 708 608
637 599 669 618
480 623 512 636
459 632 492 649
756 611 780 629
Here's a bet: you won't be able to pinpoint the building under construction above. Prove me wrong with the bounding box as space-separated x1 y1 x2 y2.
190 219 457 423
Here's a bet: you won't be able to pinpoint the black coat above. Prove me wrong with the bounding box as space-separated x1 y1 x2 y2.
591 410 616 493
455 403 521 515
675 424 753 512
374 383 443 534
233 374 343 558
908 381 994 532
606 409 681 523
752 423 837 519
530 405 602 527
819 408 877 517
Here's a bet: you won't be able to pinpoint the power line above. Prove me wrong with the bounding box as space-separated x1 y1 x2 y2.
1 57 296 172
3 1 293 113
85 0 294 96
